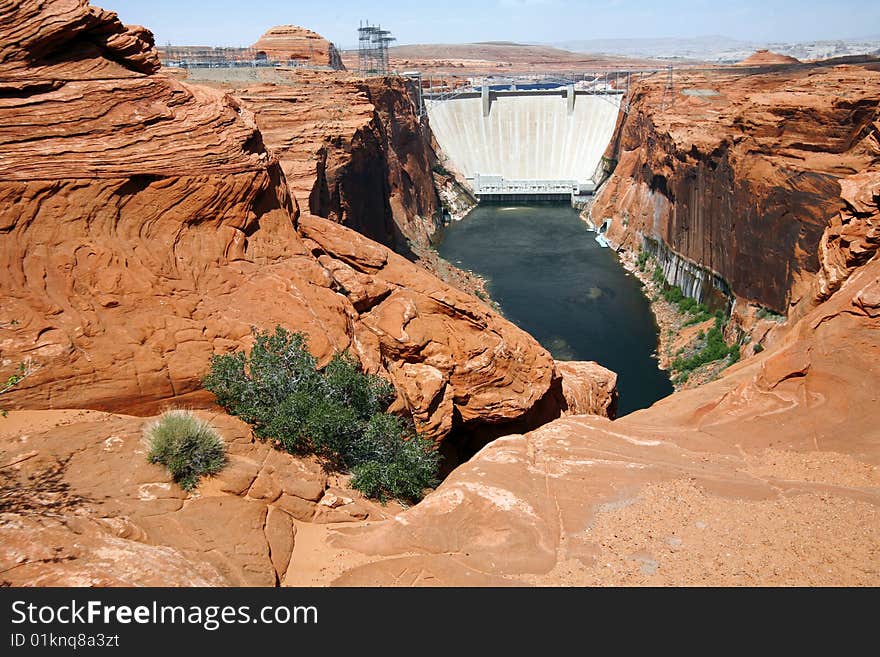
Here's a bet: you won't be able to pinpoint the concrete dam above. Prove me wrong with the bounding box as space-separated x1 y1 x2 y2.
426 87 622 200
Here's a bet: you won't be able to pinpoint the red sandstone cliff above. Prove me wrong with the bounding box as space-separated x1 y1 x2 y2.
590 62 880 319
253 25 344 70
325 59 880 586
0 1 619 587
333 189 880 587
7 0 876 589
226 72 442 253
0 0 590 442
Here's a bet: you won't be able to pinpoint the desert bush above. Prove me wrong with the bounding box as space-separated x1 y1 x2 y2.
146 410 226 491
652 266 666 286
1 360 38 417
662 285 684 304
349 414 439 502
756 306 786 322
204 327 439 502
671 316 741 375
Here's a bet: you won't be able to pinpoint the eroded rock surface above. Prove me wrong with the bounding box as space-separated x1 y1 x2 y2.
591 61 880 316
332 258 880 585
0 0 580 442
0 409 387 586
218 72 443 253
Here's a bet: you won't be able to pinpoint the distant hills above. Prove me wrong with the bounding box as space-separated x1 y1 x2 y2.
553 35 880 63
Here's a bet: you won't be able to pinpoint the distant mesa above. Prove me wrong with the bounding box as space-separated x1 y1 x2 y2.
736 49 801 66
252 25 345 70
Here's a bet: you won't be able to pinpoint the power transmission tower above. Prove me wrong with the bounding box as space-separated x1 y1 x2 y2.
661 65 674 110
357 21 395 76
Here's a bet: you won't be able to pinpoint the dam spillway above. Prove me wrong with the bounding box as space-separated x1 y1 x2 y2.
426 89 622 199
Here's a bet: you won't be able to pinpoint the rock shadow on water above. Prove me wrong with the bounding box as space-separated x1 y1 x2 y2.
544 336 577 361
437 202 673 416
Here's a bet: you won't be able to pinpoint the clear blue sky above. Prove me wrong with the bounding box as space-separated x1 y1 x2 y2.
98 0 879 48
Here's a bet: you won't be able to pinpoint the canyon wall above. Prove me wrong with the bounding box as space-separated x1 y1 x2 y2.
327 60 880 586
220 72 443 255
0 0 597 443
334 180 880 587
590 62 880 315
0 1 623 587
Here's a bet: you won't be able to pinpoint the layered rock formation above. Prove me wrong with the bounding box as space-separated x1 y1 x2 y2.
0 1 624 588
590 61 880 317
228 73 442 252
253 25 344 70
0 0 592 442
324 57 880 587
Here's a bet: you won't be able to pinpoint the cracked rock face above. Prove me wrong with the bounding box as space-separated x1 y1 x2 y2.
328 66 880 586
591 61 880 315
332 257 880 586
226 73 444 254
0 409 383 586
0 0 612 443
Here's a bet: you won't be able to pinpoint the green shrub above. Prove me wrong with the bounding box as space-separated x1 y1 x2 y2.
672 316 741 375
754 343 764 354
431 161 451 177
1 360 38 417
728 344 741 364
662 285 684 304
684 308 713 326
652 266 666 286
350 414 439 502
756 306 785 322
146 410 226 491
203 327 439 503
637 251 650 272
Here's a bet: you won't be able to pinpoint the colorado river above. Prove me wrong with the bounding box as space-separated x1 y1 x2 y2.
437 203 673 416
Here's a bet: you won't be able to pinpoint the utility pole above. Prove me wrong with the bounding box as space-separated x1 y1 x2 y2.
661 65 674 110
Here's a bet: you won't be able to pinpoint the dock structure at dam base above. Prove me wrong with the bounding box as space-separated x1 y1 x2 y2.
425 83 624 204
470 174 595 202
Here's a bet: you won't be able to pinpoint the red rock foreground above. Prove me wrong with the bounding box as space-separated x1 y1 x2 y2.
591 60 880 318
0 1 619 586
1 1 877 587
0 409 395 586
326 60 880 586
332 255 880 585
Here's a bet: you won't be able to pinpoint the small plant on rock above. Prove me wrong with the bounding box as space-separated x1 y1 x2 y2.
0 360 38 418
146 410 227 491
203 327 440 503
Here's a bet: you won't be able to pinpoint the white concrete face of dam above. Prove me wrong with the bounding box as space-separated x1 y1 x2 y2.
426 91 622 196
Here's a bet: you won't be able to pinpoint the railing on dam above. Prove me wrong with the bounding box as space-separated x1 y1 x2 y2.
469 174 595 200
